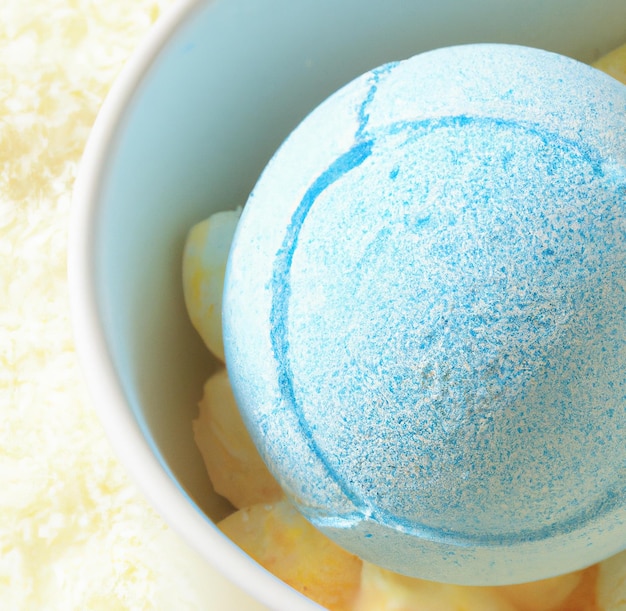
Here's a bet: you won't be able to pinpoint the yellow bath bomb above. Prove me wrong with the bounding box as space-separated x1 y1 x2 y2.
354 562 516 611
497 570 583 611
193 368 282 508
219 499 362 611
594 42 626 84
597 550 626 610
183 208 241 362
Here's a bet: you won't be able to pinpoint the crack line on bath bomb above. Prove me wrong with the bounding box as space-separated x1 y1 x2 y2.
269 138 374 515
356 61 399 139
269 113 621 542
308 486 626 546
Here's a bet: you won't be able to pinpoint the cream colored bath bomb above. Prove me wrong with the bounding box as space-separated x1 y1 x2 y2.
183 208 242 362
594 42 626 84
219 499 362 611
353 562 516 611
597 550 626 610
193 368 283 509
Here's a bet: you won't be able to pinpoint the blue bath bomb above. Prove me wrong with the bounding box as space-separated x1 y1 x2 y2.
223 44 626 585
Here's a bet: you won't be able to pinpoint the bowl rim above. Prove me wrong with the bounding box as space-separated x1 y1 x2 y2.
67 1 321 608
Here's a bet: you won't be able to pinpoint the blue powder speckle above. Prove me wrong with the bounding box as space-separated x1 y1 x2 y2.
270 114 623 542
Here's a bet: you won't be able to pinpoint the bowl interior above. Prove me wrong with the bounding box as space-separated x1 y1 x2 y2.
84 0 626 597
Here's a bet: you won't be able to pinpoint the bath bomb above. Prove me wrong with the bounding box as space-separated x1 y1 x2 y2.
223 44 626 585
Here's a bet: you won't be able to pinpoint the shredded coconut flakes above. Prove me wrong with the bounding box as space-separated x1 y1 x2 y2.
0 2 257 609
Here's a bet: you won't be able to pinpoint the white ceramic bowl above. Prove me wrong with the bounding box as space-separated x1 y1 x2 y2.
69 0 626 608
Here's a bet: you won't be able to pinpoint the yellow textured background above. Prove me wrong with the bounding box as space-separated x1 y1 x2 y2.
0 1 266 608
4 0 626 608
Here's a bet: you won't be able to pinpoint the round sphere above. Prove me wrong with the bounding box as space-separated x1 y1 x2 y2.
223 44 626 584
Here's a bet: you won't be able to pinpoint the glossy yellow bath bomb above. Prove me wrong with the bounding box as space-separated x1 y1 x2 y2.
193 368 282 508
219 499 362 611
354 562 515 611
594 42 626 84
183 208 241 362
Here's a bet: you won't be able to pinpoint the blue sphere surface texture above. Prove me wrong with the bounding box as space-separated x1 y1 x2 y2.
223 44 626 585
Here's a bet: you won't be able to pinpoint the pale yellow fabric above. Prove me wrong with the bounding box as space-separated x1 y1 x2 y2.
0 2 265 609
